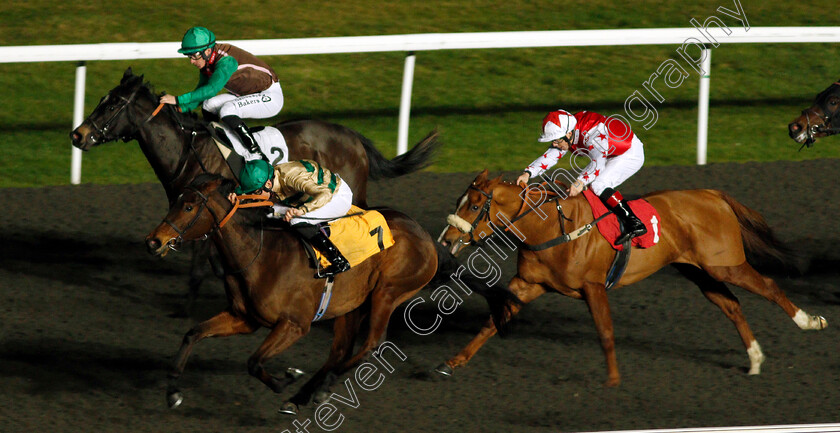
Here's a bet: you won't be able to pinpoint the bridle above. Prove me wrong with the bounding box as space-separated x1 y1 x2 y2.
454 184 496 247
85 85 164 144
800 81 840 149
161 186 273 273
84 82 214 191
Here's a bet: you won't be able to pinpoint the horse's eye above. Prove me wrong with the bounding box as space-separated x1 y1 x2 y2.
185 205 193 212
109 105 116 111
831 100 837 106
470 205 479 211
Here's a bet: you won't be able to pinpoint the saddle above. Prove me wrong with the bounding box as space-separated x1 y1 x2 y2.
309 206 395 269
582 190 661 252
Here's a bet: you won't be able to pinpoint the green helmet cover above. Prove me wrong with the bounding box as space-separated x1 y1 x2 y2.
178 26 216 54
236 159 272 194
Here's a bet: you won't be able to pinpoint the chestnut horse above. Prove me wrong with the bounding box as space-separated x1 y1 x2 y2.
788 79 840 147
71 68 441 315
144 174 518 414
437 170 827 386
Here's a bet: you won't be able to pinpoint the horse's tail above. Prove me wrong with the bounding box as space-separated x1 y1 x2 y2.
718 191 803 275
360 129 441 180
430 242 521 336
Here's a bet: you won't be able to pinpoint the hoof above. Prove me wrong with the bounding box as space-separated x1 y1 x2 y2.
313 389 331 405
285 367 305 379
278 401 299 416
818 316 828 330
434 363 454 377
167 391 184 409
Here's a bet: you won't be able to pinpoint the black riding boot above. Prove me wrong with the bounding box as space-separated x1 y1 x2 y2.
600 188 647 245
221 115 261 156
296 224 351 278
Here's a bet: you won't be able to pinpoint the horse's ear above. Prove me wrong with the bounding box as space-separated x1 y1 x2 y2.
473 169 489 185
122 67 134 83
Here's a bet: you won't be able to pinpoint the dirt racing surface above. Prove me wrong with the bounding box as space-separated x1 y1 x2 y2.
1 159 839 433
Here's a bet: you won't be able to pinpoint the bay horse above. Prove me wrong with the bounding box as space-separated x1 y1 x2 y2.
437 170 827 386
144 174 519 414
71 68 441 315
788 79 840 147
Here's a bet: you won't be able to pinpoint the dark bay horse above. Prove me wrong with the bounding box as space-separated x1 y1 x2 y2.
788 79 840 147
437 170 826 386
144 174 518 413
71 68 441 314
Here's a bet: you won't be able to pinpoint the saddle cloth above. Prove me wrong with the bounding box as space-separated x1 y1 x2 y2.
582 190 661 251
211 122 290 166
314 205 395 268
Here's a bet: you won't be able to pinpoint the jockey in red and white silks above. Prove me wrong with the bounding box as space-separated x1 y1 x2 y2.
516 109 647 245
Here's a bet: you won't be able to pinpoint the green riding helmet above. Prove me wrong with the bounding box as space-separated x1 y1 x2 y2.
236 159 273 194
178 26 216 55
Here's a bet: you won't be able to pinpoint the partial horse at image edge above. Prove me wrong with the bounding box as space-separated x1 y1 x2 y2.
437 170 826 386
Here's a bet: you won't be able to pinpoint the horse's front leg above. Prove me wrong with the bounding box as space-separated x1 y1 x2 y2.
168 309 259 408
581 282 620 387
281 310 364 415
437 276 546 375
246 319 309 408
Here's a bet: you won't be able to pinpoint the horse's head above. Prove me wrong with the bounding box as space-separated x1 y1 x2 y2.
788 80 840 147
70 68 157 150
145 174 235 256
438 169 508 256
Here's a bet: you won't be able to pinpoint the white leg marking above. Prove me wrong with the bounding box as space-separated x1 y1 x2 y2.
747 340 764 375
793 309 829 330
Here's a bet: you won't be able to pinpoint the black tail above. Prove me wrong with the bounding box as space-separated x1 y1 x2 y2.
430 243 521 336
360 130 441 180
718 191 804 276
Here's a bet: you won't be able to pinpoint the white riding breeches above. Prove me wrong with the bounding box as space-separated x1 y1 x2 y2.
588 135 645 196
202 81 284 120
272 179 354 226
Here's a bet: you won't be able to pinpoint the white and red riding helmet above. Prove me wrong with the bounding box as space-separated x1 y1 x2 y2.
538 109 577 142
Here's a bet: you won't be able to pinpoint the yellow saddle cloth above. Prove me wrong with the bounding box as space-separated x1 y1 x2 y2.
314 206 395 268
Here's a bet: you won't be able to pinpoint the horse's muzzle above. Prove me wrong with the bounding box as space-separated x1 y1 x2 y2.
145 236 175 257
70 127 96 150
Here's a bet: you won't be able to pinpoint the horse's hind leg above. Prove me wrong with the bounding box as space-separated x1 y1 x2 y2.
705 262 827 330
672 264 764 374
441 276 546 374
168 309 259 408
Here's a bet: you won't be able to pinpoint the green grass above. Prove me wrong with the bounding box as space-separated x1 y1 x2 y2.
2 1 840 187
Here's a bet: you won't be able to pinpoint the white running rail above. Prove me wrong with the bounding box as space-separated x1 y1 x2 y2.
3 26 840 183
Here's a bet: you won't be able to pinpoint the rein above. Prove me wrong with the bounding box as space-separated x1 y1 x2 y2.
447 181 603 251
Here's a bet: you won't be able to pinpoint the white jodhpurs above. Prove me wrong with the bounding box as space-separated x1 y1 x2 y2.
202 81 284 120
272 179 354 226
588 135 645 196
